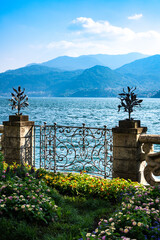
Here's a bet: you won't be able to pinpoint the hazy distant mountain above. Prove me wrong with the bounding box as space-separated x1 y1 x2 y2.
0 64 135 97
116 54 160 75
41 53 148 71
1 54 160 98
41 55 102 71
152 91 160 98
0 65 83 96
116 54 160 92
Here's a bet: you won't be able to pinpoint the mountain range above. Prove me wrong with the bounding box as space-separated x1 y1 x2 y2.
40 52 147 70
0 53 160 98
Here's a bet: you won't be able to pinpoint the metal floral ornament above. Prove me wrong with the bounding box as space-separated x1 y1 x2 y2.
118 87 143 120
9 86 29 115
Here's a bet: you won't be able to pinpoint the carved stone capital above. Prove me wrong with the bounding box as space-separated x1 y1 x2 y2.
142 143 153 154
144 152 160 185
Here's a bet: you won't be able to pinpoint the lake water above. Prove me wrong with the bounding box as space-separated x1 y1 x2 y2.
1 97 160 134
1 97 160 178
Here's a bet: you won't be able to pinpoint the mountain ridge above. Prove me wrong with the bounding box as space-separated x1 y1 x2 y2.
1 53 160 98
40 52 148 71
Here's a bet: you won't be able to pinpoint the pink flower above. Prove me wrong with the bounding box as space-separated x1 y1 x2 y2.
109 218 113 222
8 196 13 200
2 175 5 178
102 236 106 240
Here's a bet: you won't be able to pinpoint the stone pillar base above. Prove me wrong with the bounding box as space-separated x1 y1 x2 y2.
112 120 147 182
3 115 34 165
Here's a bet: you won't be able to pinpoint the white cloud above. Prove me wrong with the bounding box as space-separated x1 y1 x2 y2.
29 17 160 60
128 13 143 20
72 17 135 40
71 17 160 43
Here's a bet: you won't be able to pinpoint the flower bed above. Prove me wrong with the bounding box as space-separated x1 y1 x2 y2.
0 159 61 224
84 185 160 240
39 171 141 202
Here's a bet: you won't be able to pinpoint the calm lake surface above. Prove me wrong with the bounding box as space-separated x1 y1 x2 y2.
0 97 160 134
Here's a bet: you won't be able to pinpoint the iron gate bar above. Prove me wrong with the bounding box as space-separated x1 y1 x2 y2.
33 123 113 178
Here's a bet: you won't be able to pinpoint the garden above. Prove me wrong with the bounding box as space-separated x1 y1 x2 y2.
0 151 160 240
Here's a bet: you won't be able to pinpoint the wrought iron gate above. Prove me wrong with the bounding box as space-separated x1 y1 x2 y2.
33 123 113 178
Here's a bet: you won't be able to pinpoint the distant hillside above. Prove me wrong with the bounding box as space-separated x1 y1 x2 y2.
41 55 102 71
5 64 62 75
91 53 148 69
152 90 160 98
1 54 160 97
0 65 83 96
0 64 136 97
41 53 148 71
70 65 132 89
116 54 160 75
116 54 160 91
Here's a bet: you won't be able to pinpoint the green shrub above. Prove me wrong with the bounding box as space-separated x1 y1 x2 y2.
0 174 61 224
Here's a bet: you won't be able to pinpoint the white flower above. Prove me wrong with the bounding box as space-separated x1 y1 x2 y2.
86 233 91 237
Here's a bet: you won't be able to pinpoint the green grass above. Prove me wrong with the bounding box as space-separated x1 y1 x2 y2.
0 190 116 240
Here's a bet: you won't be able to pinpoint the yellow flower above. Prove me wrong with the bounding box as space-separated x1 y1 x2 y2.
124 228 129 233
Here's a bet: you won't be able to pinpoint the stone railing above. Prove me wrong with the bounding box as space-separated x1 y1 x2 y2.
139 134 160 185
0 125 4 151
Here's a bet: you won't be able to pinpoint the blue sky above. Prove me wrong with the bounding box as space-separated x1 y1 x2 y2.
1 0 160 72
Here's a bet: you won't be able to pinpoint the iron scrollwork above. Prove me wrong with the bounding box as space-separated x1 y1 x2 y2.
35 123 113 178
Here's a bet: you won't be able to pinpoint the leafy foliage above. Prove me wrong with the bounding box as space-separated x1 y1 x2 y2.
9 86 29 115
118 86 143 120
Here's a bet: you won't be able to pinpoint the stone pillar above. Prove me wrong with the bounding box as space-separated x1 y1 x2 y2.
3 115 34 165
112 120 147 182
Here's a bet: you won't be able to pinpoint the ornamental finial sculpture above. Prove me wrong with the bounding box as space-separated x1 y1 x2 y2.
118 86 143 120
9 86 29 115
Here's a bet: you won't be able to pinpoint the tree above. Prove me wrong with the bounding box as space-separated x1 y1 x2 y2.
9 86 29 115
118 87 143 120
